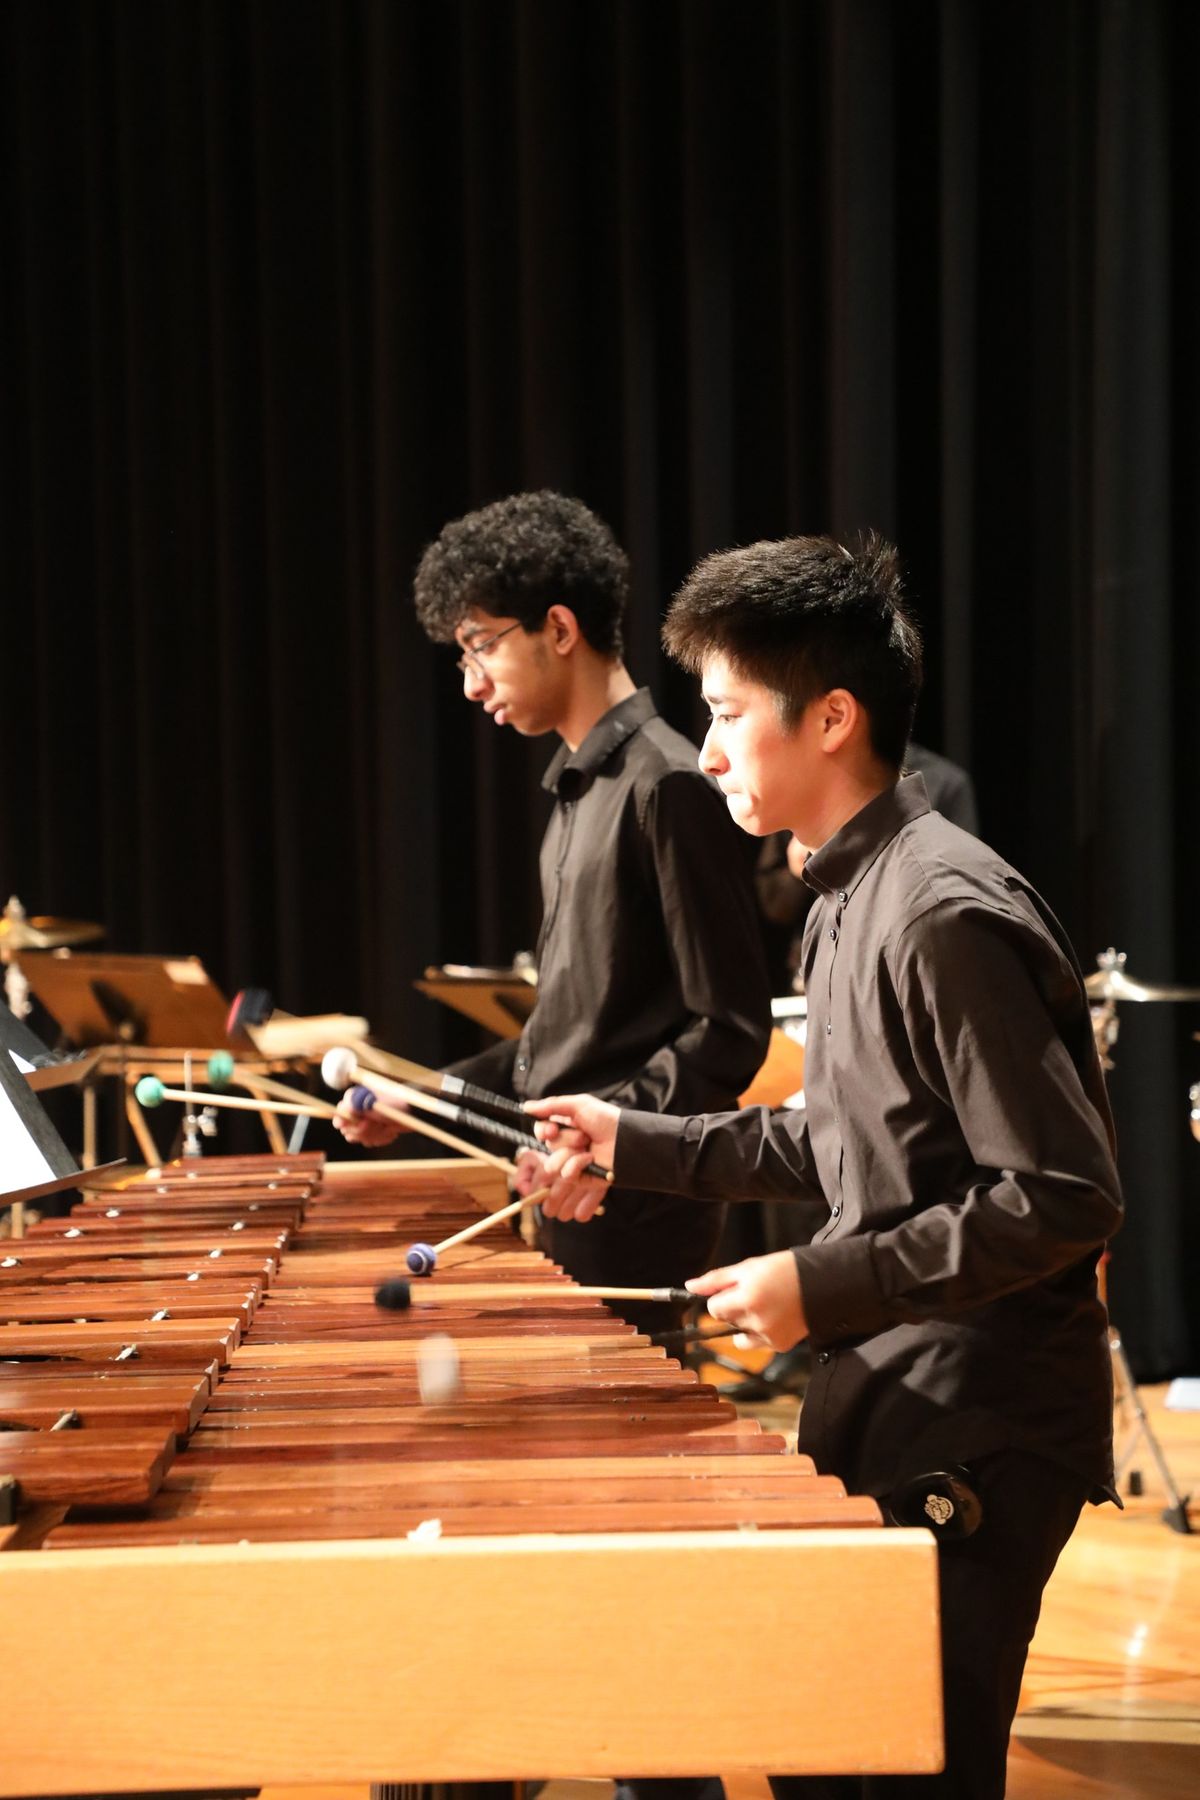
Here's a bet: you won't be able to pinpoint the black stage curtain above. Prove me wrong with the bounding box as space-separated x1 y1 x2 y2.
2 1 1197 1376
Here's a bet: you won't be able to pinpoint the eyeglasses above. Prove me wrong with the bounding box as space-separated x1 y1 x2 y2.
455 621 521 677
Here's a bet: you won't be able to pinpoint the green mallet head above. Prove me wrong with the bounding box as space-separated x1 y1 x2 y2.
134 1076 166 1108
207 1050 235 1090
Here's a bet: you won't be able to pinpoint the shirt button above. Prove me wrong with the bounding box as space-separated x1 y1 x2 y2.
516 1056 529 1074
828 927 837 941
817 1350 832 1366
831 1203 841 1218
838 890 848 904
825 1021 832 1036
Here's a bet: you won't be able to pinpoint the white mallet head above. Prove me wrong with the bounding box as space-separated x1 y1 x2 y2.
321 1045 358 1091
417 1333 462 1405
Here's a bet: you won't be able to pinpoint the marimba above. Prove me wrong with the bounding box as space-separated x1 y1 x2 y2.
1 1153 941 1792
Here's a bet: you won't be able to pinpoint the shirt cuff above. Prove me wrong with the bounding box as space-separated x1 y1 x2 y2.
613 1109 694 1194
793 1235 892 1345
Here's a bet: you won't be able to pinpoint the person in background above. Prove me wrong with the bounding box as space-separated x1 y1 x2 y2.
336 489 771 1343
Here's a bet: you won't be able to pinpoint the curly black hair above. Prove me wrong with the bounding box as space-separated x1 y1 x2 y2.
663 533 923 767
413 490 629 658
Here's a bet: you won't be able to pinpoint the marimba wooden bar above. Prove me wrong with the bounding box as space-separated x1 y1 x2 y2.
0 1152 941 1791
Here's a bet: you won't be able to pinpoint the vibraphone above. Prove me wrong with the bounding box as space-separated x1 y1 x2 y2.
1 1152 941 1792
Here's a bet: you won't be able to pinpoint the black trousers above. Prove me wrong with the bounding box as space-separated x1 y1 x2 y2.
769 1451 1092 1800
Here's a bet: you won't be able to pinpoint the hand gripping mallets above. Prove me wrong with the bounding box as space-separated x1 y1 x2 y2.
320 1046 612 1276
321 1047 610 1180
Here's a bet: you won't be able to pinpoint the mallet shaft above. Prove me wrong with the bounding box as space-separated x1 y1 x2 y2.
425 1188 549 1255
373 1075 611 1182
145 1077 522 1181
404 1281 698 1305
140 1085 334 1120
350 1070 520 1174
355 1041 537 1130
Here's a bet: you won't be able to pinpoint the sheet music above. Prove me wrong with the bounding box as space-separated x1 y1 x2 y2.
0 1064 58 1192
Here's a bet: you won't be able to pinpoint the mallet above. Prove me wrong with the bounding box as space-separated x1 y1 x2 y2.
353 1040 557 1133
206 1050 236 1089
375 1280 767 1363
138 1068 550 1266
321 1048 556 1271
321 1047 610 1275
134 1076 334 1120
321 1047 611 1181
374 1276 701 1311
136 1074 520 1173
320 1048 533 1177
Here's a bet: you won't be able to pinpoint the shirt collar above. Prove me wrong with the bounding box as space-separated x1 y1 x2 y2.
542 688 658 797
803 773 931 901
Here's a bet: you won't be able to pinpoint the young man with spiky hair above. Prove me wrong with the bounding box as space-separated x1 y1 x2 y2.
336 489 771 1339
527 533 1123 1800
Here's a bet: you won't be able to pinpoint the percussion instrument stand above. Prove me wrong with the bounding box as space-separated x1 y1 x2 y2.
1099 1220 1191 1535
1110 1320 1192 1532
1087 956 1195 1532
179 1054 218 1158
1103 1229 1192 1532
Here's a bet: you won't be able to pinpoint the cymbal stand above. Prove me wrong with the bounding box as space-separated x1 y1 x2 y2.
1101 1251 1193 1533
1110 1322 1193 1533
1089 972 1194 1533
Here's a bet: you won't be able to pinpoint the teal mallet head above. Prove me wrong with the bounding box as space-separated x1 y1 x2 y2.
207 1050 235 1090
134 1076 166 1108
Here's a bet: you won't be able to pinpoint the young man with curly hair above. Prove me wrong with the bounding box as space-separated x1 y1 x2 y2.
337 490 771 1339
527 532 1123 1800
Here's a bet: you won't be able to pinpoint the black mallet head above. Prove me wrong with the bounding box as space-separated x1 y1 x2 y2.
374 1277 413 1312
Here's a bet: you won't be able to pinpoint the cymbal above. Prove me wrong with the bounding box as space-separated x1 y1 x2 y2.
0 914 105 953
1084 966 1200 1004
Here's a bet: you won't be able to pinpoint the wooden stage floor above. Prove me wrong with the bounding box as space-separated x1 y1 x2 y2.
1006 1380 1199 1799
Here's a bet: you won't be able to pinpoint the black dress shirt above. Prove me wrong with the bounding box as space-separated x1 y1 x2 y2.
616 776 1122 1498
755 742 979 988
455 687 771 1293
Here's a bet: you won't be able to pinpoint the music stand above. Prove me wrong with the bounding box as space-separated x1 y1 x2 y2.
14 951 250 1050
414 965 537 1040
0 1048 121 1237
12 952 291 1164
1 995 102 1092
